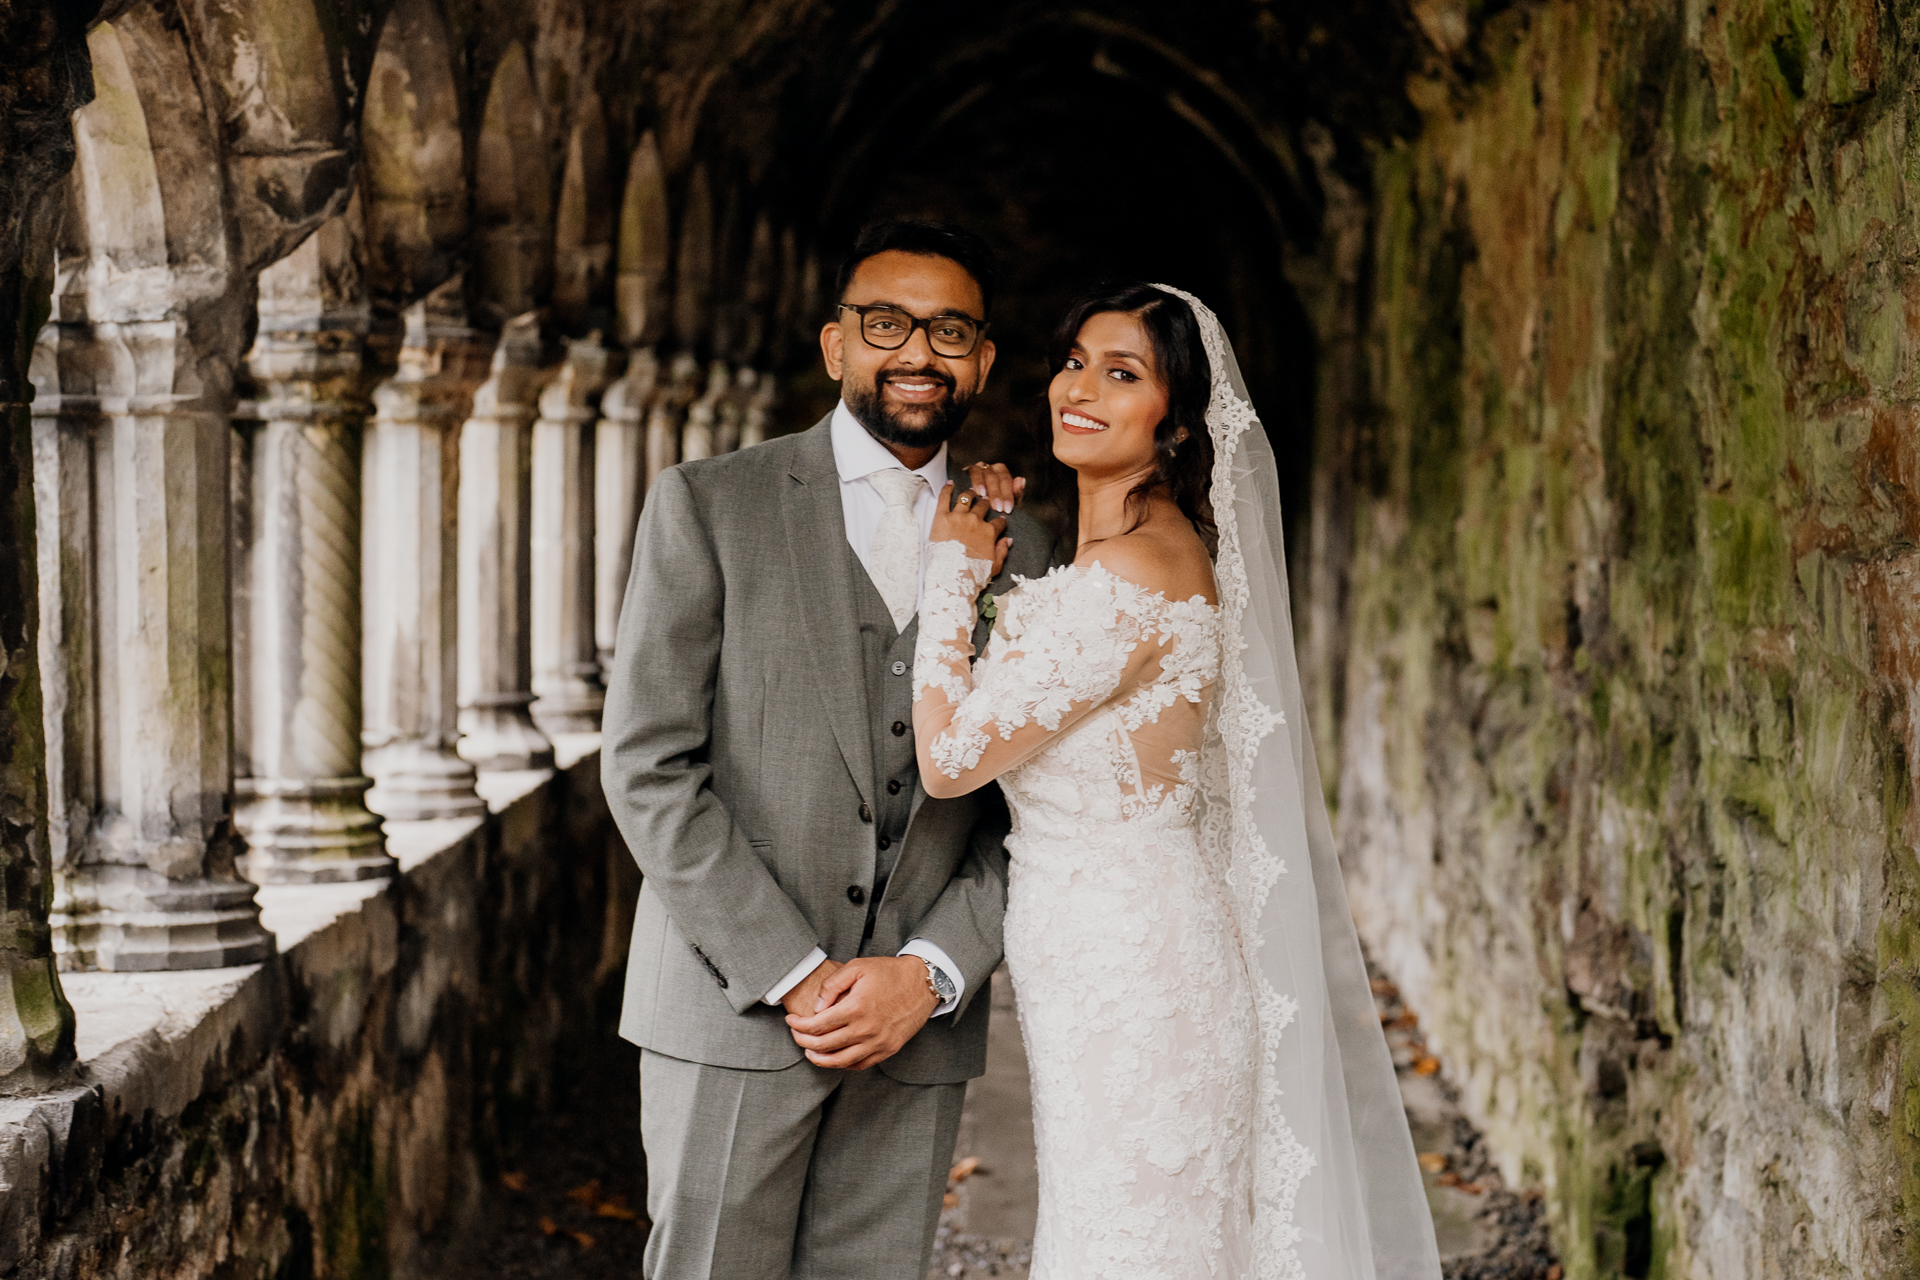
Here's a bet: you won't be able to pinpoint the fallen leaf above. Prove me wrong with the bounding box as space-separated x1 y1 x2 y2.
942 1191 960 1210
500 1172 527 1193
538 1217 559 1236
1390 1011 1420 1030
566 1180 602 1207
1416 1152 1448 1173
1547 1267 1563 1280
949 1156 982 1183
1412 1056 1441 1077
566 1228 597 1249
1369 980 1398 998
595 1199 641 1221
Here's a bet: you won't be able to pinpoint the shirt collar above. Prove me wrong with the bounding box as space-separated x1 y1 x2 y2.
831 399 948 491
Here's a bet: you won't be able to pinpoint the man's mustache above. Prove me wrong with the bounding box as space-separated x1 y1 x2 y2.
877 369 956 394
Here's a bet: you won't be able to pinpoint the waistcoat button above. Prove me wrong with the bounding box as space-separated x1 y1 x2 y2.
878 836 892 851
892 660 907 676
892 720 906 736
887 779 901 795
847 885 866 905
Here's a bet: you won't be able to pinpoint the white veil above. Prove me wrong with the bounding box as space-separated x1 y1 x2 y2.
1154 284 1443 1280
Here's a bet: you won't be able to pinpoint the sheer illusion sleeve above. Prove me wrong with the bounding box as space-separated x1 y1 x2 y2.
912 541 1171 797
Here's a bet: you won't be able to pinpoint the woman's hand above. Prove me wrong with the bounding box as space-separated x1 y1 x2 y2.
963 462 1025 513
930 481 1013 578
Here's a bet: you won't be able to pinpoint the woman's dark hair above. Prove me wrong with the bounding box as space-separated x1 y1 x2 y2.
1048 282 1215 549
835 220 998 318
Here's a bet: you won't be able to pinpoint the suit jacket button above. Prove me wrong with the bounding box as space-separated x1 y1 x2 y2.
847 885 866 905
892 720 907 736
859 802 873 823
892 660 907 676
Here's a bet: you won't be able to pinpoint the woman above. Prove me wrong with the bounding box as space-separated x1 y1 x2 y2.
913 284 1442 1280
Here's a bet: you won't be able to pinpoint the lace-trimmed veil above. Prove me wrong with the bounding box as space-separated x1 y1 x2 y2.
1153 285 1442 1280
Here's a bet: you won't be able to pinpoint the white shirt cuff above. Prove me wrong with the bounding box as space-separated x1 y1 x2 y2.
898 938 964 1017
764 947 828 1006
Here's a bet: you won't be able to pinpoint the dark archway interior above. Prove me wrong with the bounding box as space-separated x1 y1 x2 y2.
783 38 1320 548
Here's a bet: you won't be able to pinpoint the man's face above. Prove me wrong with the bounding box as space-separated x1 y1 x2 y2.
820 250 997 452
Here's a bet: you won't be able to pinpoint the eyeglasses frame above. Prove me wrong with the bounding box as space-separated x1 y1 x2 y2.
835 303 991 358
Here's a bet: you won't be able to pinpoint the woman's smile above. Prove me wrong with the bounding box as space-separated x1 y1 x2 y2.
1059 410 1110 433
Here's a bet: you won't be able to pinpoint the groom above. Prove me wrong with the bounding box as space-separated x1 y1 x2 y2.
603 220 1053 1279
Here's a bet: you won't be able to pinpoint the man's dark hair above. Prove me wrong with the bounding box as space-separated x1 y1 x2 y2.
834 220 998 319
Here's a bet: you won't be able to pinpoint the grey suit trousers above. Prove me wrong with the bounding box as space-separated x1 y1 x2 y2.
640 1049 965 1280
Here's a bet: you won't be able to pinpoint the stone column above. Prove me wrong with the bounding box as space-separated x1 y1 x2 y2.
37 406 274 971
741 371 776 449
458 313 553 772
236 246 393 882
680 359 727 462
6 402 75 1085
530 335 613 735
645 351 700 493
362 289 489 821
716 364 757 455
595 346 657 669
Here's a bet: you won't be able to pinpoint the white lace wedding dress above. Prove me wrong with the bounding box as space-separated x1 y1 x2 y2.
912 286 1441 1280
914 541 1260 1279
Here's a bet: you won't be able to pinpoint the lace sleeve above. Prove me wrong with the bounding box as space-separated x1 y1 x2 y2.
912 544 1165 797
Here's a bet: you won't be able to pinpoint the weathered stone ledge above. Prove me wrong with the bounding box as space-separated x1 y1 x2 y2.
0 736 628 1279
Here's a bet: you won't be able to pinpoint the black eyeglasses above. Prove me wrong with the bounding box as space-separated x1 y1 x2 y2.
837 304 989 358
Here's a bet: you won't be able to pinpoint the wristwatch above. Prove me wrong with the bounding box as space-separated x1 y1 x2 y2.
919 957 958 1009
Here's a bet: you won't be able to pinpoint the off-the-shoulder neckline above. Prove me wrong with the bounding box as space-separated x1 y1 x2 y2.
1015 559 1221 614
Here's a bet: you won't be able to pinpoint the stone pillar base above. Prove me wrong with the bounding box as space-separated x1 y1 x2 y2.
237 777 394 883
364 741 487 822
531 667 605 736
459 698 555 772
52 865 276 973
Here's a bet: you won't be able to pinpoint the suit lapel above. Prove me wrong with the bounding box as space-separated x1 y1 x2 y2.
783 418 876 808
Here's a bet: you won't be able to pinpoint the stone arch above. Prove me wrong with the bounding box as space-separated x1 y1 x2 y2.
361 0 467 309
816 14 1314 243
615 130 670 347
179 0 352 270
47 14 232 401
670 163 712 352
552 94 613 332
473 42 553 323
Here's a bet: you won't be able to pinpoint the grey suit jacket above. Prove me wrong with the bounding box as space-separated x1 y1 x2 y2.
603 415 1057 1084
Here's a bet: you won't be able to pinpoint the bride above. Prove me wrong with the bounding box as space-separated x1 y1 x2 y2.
912 284 1442 1280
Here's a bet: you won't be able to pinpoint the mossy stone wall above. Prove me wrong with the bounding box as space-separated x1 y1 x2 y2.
1324 3 1920 1276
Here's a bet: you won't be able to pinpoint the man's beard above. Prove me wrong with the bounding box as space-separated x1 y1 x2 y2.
844 368 975 450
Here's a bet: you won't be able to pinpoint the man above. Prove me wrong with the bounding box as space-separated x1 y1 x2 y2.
603 220 1054 1279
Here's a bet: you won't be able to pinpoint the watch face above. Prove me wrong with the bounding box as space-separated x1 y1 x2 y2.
932 967 957 999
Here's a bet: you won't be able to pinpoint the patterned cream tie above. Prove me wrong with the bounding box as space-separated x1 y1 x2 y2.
866 468 926 632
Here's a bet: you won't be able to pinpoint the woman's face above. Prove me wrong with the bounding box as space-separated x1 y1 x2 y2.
1048 310 1168 479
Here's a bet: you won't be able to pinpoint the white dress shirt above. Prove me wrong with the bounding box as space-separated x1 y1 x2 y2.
762 400 965 1017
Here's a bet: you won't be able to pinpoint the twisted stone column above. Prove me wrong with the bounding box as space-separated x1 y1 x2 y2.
363 295 489 821
595 346 657 669
458 314 553 772
237 326 393 882
530 336 613 735
33 386 273 971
